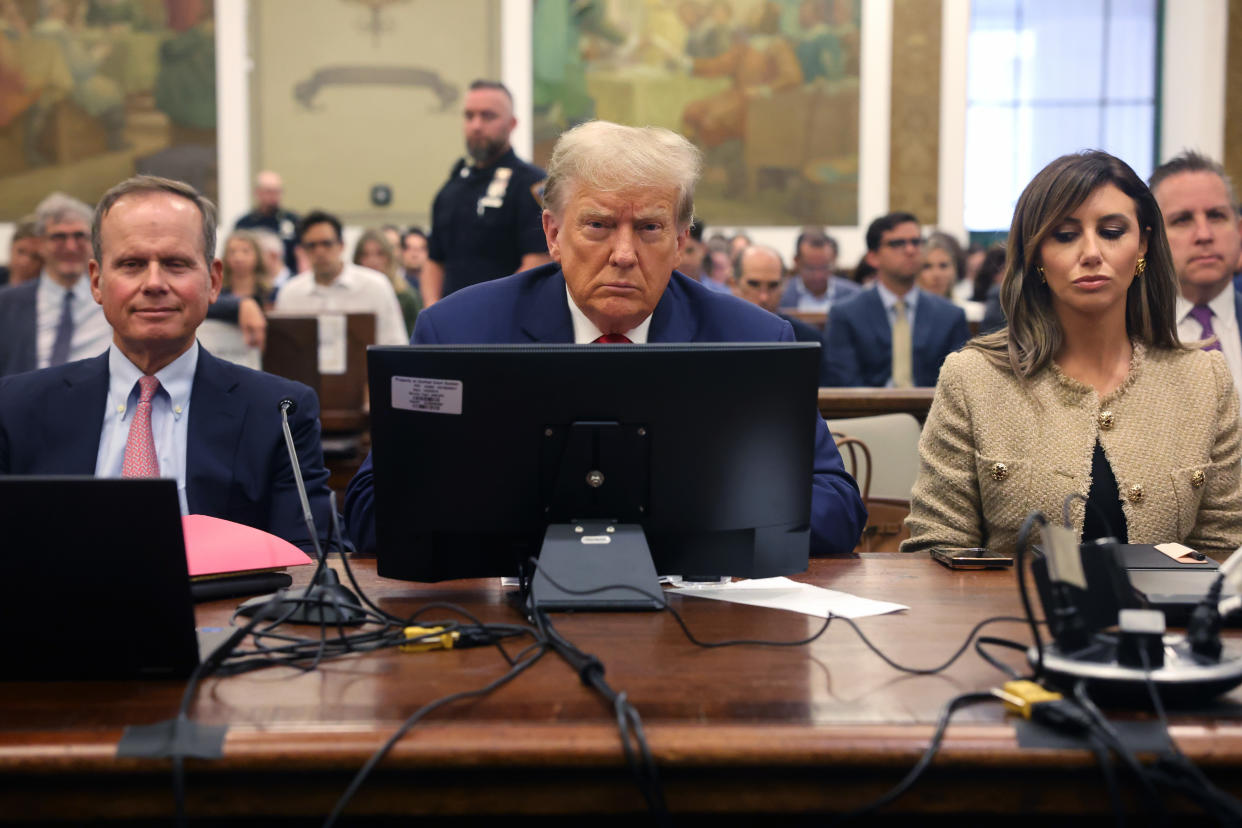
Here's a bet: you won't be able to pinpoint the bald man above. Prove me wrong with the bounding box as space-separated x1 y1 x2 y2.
235 170 301 275
731 245 831 385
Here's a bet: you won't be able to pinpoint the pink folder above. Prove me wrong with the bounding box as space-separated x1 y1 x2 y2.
182 514 313 578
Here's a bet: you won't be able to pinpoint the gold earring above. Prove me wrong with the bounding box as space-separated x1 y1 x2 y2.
1037 265 1046 284
1135 257 1146 277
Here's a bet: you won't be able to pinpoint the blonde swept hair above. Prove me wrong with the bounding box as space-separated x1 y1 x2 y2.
541 120 702 228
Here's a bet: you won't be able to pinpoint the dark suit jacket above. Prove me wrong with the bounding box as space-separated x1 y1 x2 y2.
0 280 37 378
823 287 970 387
345 264 867 558
0 347 332 549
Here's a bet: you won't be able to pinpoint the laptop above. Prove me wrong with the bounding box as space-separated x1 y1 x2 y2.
0 477 202 679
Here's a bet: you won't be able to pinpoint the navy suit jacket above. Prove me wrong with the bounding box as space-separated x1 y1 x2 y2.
345 264 866 558
0 347 332 549
823 287 970 387
0 280 37 378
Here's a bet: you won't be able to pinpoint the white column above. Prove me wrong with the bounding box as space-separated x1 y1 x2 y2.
858 0 893 228
501 0 534 161
215 0 251 247
937 0 970 238
1160 0 1227 162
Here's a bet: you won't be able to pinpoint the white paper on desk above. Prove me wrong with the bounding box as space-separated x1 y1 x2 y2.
318 314 347 375
670 576 908 619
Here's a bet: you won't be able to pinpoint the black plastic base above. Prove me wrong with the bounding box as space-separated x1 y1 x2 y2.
530 522 663 611
235 569 368 626
1029 634 1242 706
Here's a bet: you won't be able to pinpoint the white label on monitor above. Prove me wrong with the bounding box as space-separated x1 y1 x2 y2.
391 376 463 415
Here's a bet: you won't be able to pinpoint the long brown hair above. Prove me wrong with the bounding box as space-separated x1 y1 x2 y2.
969 150 1184 377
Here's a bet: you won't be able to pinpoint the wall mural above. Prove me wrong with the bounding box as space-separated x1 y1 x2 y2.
531 0 861 226
0 0 216 219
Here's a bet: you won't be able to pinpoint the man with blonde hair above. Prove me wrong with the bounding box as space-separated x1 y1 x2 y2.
345 120 866 557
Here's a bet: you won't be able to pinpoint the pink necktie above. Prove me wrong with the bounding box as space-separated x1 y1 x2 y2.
121 376 161 478
593 333 632 344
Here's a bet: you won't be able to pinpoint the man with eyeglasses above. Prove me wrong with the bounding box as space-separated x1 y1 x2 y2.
274 210 409 354
779 230 860 315
732 245 831 385
0 193 112 377
824 211 968 387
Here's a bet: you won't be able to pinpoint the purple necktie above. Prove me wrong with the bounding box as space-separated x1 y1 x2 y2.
1189 305 1222 352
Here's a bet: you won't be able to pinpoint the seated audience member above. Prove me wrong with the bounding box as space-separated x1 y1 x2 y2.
700 246 733 293
920 231 984 323
0 215 42 287
235 170 300 276
850 256 877 286
678 218 707 283
903 151 1242 556
222 229 273 306
0 193 111 377
345 120 867 558
1148 151 1242 400
824 213 969 387
353 228 421 336
399 228 428 291
780 230 860 313
732 244 831 385
274 210 408 346
975 243 1010 333
254 228 293 293
0 175 332 548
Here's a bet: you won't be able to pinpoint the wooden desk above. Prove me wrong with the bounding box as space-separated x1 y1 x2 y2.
817 387 936 424
2 557 1240 823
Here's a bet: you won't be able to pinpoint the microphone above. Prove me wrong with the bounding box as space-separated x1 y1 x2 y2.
235 396 366 625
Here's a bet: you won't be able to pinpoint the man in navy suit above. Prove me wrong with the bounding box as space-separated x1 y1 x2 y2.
823 212 969 387
1150 151 1242 399
0 175 331 549
779 230 860 314
731 244 831 385
345 120 866 557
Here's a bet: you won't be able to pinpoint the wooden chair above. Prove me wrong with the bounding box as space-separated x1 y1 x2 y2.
833 430 912 554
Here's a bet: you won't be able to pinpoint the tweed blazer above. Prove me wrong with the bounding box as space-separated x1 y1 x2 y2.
902 343 1242 557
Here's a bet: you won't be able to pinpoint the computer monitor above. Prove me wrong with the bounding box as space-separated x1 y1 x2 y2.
366 343 821 607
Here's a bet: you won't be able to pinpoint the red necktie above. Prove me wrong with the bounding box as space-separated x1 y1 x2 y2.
593 334 632 344
121 375 161 478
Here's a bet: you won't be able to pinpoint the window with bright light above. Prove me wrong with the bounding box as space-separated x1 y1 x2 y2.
964 0 1159 231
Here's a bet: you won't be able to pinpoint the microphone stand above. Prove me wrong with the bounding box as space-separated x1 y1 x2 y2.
236 399 367 626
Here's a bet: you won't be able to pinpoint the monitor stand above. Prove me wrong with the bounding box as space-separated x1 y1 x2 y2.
529 521 663 611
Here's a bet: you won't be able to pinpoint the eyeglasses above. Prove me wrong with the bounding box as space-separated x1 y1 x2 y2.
882 237 924 250
301 239 340 251
742 279 783 292
48 231 88 245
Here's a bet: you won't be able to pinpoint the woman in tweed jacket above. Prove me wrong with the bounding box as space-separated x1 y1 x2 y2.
903 151 1242 557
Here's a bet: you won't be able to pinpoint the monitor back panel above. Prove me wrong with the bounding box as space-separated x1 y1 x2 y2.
0 477 200 679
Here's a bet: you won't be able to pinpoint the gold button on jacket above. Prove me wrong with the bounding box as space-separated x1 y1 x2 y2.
1127 483 1144 503
1098 411 1114 430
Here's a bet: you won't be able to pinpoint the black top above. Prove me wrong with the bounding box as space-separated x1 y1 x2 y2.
428 146 547 298
235 207 301 275
1084 440 1128 543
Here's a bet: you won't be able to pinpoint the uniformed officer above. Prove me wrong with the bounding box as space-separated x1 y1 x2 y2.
422 80 550 305
234 170 301 276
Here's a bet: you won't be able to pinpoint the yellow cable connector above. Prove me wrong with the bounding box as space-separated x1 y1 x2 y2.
992 680 1063 719
400 625 459 653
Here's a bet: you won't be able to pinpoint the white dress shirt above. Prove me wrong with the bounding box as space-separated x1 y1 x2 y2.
274 263 409 347
1177 287 1242 401
35 272 111 368
95 343 198 514
566 286 652 344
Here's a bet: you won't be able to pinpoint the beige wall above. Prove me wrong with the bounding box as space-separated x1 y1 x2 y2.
889 0 941 225
1227 0 1242 192
249 0 499 228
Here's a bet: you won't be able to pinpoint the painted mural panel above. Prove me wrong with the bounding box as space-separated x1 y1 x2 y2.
532 0 861 226
0 0 215 219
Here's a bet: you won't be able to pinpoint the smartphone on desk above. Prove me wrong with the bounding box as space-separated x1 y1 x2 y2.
931 547 1014 570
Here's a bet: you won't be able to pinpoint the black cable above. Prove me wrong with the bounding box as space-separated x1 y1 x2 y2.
1070 680 1167 824
973 636 1027 679
321 639 548 828
1015 510 1049 678
833 691 997 824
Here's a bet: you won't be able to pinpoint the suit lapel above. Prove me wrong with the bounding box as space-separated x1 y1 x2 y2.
519 268 575 342
186 349 245 517
48 354 109 471
15 284 37 374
